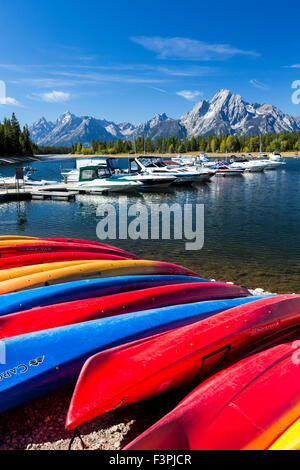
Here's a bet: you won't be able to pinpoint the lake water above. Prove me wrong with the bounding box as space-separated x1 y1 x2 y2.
0 157 299 293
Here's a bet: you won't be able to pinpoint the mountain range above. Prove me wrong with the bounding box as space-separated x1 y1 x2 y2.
29 89 300 147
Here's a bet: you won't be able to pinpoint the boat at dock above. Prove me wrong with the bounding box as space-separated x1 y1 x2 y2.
62 158 176 192
107 158 176 191
229 157 267 172
172 153 215 169
212 160 244 176
269 152 284 162
128 156 215 184
69 165 141 193
256 153 286 169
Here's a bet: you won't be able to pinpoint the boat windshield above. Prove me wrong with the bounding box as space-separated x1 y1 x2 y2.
139 157 166 168
80 166 111 181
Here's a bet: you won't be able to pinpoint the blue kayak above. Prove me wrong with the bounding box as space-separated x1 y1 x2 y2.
0 275 208 317
0 295 267 413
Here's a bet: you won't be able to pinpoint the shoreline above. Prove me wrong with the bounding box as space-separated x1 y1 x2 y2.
36 152 299 160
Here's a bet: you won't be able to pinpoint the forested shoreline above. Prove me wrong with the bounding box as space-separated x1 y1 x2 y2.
1 114 300 156
71 131 300 155
0 114 34 156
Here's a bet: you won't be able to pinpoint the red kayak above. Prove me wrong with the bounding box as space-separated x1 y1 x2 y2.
43 238 118 247
37 237 133 253
0 251 130 269
125 328 300 450
1 236 132 251
0 241 138 259
66 294 300 429
0 282 250 338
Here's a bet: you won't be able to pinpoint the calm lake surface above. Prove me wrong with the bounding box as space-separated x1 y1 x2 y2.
0 157 299 293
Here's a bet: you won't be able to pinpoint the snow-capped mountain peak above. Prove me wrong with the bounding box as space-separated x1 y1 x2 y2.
29 90 300 146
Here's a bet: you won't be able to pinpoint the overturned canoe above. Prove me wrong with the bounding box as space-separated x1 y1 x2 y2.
0 274 205 316
0 281 251 338
0 259 198 294
125 328 300 450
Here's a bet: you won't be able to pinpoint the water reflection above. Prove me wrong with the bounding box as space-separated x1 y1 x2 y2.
0 158 299 293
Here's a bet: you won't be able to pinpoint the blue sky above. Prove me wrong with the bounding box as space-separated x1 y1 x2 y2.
0 0 299 126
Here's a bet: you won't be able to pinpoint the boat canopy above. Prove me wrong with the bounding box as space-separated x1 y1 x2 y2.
79 166 112 182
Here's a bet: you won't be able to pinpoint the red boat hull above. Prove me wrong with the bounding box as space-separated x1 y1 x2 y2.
125 328 300 450
0 242 138 259
66 295 300 429
0 251 129 269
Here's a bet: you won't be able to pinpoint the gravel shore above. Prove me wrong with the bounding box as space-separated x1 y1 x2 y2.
0 383 188 451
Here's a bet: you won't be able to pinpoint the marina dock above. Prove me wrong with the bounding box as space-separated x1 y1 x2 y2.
0 186 78 202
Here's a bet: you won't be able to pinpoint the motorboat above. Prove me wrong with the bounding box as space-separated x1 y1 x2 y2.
0 174 58 188
229 157 267 173
172 154 214 169
163 158 216 182
212 160 244 176
130 156 215 184
256 153 285 170
61 158 175 192
106 159 175 192
70 165 141 193
269 152 283 162
61 158 108 183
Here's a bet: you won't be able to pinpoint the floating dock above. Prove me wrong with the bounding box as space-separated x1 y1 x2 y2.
30 190 77 201
0 186 78 202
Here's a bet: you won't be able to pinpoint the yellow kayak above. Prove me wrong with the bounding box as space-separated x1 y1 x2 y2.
0 239 56 246
0 259 196 294
0 260 100 282
0 236 38 240
269 419 300 450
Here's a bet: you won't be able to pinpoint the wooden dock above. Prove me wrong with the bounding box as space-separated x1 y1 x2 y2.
30 190 77 201
0 187 78 202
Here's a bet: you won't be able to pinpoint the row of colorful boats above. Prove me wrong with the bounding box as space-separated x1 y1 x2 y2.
0 235 299 450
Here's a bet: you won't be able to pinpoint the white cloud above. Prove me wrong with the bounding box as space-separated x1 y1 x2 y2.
0 96 20 106
0 80 20 105
131 36 259 61
249 79 269 90
39 90 71 102
176 90 203 101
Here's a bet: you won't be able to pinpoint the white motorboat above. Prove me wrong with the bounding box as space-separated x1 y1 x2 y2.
229 158 267 173
61 168 79 183
212 160 244 176
172 154 214 169
0 174 58 188
61 158 108 183
256 153 285 170
70 165 141 193
131 156 215 183
269 152 284 162
107 158 176 191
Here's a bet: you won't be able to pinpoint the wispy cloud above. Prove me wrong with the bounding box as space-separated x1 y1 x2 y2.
249 79 269 90
149 86 167 93
131 36 259 61
176 90 203 101
36 90 71 103
284 64 300 68
53 71 164 84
